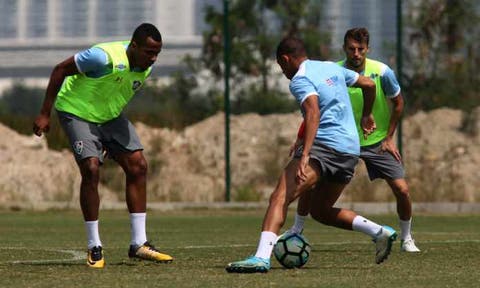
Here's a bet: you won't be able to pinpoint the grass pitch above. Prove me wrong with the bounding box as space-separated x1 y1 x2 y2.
0 209 479 288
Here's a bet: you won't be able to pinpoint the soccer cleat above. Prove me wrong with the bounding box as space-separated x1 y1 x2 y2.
128 241 173 263
225 256 271 273
87 246 105 268
373 225 397 264
401 238 421 252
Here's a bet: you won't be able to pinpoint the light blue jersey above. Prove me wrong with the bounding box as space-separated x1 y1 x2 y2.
378 66 401 98
349 61 400 98
74 47 111 78
290 59 360 155
74 44 144 78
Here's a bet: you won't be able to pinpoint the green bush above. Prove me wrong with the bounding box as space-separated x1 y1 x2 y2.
234 185 262 202
232 84 297 115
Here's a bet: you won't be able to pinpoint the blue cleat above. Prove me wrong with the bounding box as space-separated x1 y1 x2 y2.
226 256 271 273
373 225 397 264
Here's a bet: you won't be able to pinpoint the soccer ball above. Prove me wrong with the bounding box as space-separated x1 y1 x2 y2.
273 232 311 269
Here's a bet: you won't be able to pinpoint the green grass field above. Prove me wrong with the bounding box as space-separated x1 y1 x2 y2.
0 209 479 288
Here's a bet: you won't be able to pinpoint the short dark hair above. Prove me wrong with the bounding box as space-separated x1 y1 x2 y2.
276 36 307 59
131 23 162 46
344 27 369 46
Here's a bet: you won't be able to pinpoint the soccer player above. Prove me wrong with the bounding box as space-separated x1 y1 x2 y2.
226 36 397 273
288 28 420 252
33 23 173 268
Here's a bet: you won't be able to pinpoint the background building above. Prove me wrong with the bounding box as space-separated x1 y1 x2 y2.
0 0 221 80
0 0 398 88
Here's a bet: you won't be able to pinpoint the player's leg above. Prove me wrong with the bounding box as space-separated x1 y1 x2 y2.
226 158 321 273
387 178 420 252
361 142 420 252
78 157 102 221
114 150 172 262
113 150 148 214
261 158 320 233
288 190 311 234
309 181 397 264
78 157 105 268
309 181 356 229
309 181 385 235
57 111 105 268
106 115 172 262
387 178 411 221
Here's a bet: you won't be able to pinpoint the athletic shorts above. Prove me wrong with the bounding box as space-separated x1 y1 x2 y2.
360 140 405 180
57 110 143 163
294 141 359 184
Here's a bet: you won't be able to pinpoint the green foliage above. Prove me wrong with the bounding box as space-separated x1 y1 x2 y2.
233 185 262 202
403 0 480 113
0 83 70 150
192 0 333 114
232 84 296 115
125 72 222 129
0 82 43 116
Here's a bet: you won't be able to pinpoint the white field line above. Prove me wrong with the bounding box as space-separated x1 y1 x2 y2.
1 248 84 264
182 239 480 249
1 238 479 264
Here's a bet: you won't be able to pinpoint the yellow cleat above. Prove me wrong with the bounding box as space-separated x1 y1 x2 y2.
87 246 105 268
128 241 173 263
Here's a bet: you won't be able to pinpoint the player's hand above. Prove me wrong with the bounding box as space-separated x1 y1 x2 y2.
361 114 376 139
296 154 309 184
380 137 402 162
33 114 50 136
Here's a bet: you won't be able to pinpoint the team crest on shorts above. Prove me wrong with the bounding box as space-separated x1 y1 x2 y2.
73 141 84 155
132 80 142 91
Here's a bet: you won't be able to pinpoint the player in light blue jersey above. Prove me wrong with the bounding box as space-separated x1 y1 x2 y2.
289 28 420 253
226 37 397 273
289 59 361 155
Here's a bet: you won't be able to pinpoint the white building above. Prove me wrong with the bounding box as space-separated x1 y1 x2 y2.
0 0 399 87
0 0 221 82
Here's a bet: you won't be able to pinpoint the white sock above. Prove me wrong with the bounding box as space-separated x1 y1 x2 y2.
130 213 148 246
254 231 277 259
85 220 102 249
399 218 412 241
352 215 383 238
291 213 306 233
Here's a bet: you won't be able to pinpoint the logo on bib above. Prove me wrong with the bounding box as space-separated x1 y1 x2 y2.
73 141 84 155
132 80 142 91
115 63 126 71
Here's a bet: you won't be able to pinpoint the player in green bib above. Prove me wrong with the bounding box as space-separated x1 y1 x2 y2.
288 28 420 253
33 23 173 268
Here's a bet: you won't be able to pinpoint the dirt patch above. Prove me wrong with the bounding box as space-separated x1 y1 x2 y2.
1 106 479 207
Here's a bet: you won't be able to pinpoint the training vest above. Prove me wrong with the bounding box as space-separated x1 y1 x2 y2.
338 59 391 146
55 41 151 123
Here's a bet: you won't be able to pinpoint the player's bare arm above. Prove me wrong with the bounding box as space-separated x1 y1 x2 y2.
381 94 405 162
297 95 320 184
33 57 79 136
351 75 376 138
